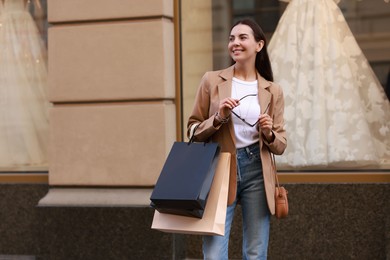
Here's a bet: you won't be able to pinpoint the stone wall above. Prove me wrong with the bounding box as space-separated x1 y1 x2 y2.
0 183 388 259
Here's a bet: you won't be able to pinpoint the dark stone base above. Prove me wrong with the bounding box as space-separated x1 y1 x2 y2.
0 183 388 259
0 184 184 260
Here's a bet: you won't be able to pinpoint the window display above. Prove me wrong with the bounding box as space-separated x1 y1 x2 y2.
0 0 49 170
181 0 390 170
268 0 390 168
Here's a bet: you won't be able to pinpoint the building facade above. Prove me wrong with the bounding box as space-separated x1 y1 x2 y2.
0 0 389 259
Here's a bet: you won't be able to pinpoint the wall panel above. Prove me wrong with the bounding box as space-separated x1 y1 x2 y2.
49 19 174 102
49 102 176 186
48 0 173 22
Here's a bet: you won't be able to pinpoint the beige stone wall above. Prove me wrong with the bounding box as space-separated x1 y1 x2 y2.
47 0 175 186
181 0 213 140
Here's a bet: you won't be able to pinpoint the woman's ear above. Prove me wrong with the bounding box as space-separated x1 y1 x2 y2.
257 40 265 53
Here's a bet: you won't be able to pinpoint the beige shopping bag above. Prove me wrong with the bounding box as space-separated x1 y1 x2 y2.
151 152 230 236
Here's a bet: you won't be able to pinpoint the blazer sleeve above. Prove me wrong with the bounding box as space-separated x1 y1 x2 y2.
263 83 287 155
187 72 222 142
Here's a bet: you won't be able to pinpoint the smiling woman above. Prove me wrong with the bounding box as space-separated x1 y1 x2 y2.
186 17 287 259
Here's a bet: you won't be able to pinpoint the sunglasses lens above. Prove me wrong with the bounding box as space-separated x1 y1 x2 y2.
233 94 258 127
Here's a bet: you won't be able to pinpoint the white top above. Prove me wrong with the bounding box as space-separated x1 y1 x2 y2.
231 77 260 149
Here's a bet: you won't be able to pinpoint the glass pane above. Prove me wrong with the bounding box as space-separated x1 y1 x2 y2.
340 0 390 96
0 0 49 172
180 0 390 170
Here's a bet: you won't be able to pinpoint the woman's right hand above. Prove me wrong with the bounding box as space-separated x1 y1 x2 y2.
219 98 240 118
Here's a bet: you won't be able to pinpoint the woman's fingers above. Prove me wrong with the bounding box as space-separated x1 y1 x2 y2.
219 98 239 117
258 114 273 131
222 98 239 109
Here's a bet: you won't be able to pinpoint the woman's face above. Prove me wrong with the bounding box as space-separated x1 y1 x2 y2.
228 24 263 65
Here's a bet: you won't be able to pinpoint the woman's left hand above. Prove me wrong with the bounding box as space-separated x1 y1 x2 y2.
258 113 273 140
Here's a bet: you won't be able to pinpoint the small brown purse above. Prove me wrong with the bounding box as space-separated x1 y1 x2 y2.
270 152 289 219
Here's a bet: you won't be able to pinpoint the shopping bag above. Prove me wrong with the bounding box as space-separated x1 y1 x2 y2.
151 152 230 236
150 140 220 218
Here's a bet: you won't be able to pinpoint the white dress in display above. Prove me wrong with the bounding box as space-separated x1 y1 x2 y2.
268 0 390 168
0 0 49 168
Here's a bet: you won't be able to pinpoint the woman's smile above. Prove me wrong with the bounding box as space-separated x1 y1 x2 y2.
232 48 244 55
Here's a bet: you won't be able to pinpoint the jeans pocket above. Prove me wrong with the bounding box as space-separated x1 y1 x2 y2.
249 150 260 161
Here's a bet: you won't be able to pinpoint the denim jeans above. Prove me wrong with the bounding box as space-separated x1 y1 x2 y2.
203 143 270 260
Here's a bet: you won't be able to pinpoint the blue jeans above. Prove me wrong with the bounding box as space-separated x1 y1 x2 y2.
203 143 270 260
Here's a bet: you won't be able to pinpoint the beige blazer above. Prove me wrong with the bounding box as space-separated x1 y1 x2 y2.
187 65 287 215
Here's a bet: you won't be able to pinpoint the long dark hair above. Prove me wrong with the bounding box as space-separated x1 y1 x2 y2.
231 18 274 82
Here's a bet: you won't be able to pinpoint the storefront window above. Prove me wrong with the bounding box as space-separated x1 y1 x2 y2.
180 0 390 170
0 0 49 172
340 0 390 95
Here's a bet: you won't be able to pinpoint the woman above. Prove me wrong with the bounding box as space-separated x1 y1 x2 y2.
187 18 287 259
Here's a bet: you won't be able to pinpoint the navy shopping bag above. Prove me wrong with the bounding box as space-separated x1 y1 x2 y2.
150 140 220 219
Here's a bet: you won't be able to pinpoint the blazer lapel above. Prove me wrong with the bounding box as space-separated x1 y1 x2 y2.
257 74 272 115
216 66 272 146
257 74 272 149
217 66 237 144
218 66 271 113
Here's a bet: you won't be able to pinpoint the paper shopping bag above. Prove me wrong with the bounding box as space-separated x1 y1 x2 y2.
150 141 220 218
151 152 230 236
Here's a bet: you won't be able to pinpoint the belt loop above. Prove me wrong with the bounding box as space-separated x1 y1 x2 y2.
245 147 254 157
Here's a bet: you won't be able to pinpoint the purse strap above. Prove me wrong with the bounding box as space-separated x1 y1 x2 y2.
268 146 281 190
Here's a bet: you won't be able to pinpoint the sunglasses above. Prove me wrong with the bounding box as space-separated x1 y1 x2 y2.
231 94 270 127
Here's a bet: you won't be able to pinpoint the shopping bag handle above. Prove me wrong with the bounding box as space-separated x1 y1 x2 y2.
188 123 215 146
189 124 200 144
